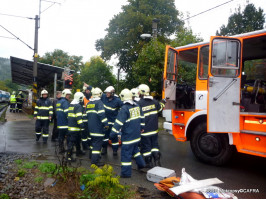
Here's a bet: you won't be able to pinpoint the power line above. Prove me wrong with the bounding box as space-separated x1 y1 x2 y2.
0 35 16 40
184 0 234 21
0 12 33 20
0 25 34 50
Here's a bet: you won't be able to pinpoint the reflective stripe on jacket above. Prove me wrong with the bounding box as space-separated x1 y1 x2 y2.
34 97 53 120
56 97 70 129
68 103 84 132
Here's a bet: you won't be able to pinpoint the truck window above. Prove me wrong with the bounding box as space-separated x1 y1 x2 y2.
199 45 209 80
211 39 240 77
166 48 178 81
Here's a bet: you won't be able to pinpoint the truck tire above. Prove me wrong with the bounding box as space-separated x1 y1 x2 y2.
190 122 234 165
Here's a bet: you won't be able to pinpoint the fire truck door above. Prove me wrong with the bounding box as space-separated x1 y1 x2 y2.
207 37 242 133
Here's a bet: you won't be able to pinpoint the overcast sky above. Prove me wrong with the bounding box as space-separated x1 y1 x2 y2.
0 0 265 68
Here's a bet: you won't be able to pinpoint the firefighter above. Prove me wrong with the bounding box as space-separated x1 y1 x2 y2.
34 90 53 143
82 85 93 150
16 91 24 112
138 84 165 167
67 92 85 162
51 91 62 142
101 86 123 156
10 91 17 113
110 89 146 178
56 89 71 153
86 87 108 167
131 88 140 102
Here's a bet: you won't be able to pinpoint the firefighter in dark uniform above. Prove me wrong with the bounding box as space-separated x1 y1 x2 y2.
101 86 123 156
51 91 62 142
56 89 71 153
16 91 24 112
10 91 17 113
82 85 93 150
138 84 165 168
86 87 108 167
34 90 53 143
67 92 85 162
110 89 146 178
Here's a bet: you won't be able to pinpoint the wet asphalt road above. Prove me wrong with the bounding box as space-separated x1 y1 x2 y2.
0 113 266 199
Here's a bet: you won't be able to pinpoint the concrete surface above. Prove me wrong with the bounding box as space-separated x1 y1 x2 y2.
0 109 265 198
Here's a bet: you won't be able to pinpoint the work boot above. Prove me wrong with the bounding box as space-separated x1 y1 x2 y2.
153 152 161 167
144 156 153 169
36 136 41 142
120 174 131 178
94 162 105 167
101 147 107 155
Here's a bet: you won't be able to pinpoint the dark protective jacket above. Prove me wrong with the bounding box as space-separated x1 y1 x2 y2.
67 101 84 132
56 97 70 129
86 97 108 136
34 97 53 120
111 100 145 144
137 96 165 136
101 93 123 126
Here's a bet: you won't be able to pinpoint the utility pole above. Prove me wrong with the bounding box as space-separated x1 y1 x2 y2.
152 18 160 38
32 15 39 111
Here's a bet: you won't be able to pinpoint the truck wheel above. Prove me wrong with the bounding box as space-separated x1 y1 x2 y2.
190 122 234 165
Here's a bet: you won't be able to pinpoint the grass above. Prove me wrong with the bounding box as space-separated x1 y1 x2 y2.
22 161 38 169
0 106 7 122
38 162 56 174
17 169 26 177
0 193 9 199
14 159 23 165
34 176 44 183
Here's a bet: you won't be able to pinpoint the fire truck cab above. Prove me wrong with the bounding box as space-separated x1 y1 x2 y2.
163 29 266 165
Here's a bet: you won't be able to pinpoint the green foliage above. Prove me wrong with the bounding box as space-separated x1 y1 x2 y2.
34 176 44 183
14 159 23 165
22 161 38 169
80 56 116 90
0 193 9 199
39 49 83 93
96 0 183 74
17 169 26 177
216 3 265 36
132 39 165 94
80 164 133 199
38 162 56 174
171 27 203 47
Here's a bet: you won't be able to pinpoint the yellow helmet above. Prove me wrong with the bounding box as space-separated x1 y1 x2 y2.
138 84 150 96
91 87 103 98
120 88 132 101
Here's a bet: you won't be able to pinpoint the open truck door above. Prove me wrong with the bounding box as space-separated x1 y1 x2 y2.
163 45 178 110
207 37 242 133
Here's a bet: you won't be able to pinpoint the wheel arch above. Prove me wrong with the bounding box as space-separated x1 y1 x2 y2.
185 110 207 141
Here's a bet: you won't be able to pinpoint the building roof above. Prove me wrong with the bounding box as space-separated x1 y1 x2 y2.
10 56 64 87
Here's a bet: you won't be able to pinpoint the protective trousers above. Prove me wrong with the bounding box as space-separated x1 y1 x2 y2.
121 142 145 177
91 135 104 164
58 129 69 151
51 118 59 141
141 134 160 165
17 101 23 112
102 125 119 152
67 131 82 158
81 122 89 149
10 104 16 112
35 120 49 142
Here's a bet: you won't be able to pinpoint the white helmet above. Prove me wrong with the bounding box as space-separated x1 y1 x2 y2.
12 91 16 95
74 92 84 103
19 91 22 95
41 90 48 96
104 86 115 93
120 88 132 101
91 87 103 98
131 88 139 97
139 84 150 96
62 89 72 98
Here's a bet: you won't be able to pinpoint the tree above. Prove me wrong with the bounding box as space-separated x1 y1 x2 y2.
39 49 83 93
95 0 183 74
216 3 265 36
80 56 116 91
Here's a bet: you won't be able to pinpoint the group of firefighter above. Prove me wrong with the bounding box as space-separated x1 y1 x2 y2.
9 91 25 113
33 84 166 178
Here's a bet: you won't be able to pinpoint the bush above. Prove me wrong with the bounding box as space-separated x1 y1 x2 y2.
80 164 134 199
17 169 26 177
0 193 9 199
38 162 56 173
22 161 38 169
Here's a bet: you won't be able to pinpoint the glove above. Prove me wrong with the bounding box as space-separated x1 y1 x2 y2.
160 98 167 104
110 132 116 140
104 125 109 130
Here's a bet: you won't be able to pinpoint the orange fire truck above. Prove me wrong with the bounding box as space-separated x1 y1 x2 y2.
162 29 266 165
